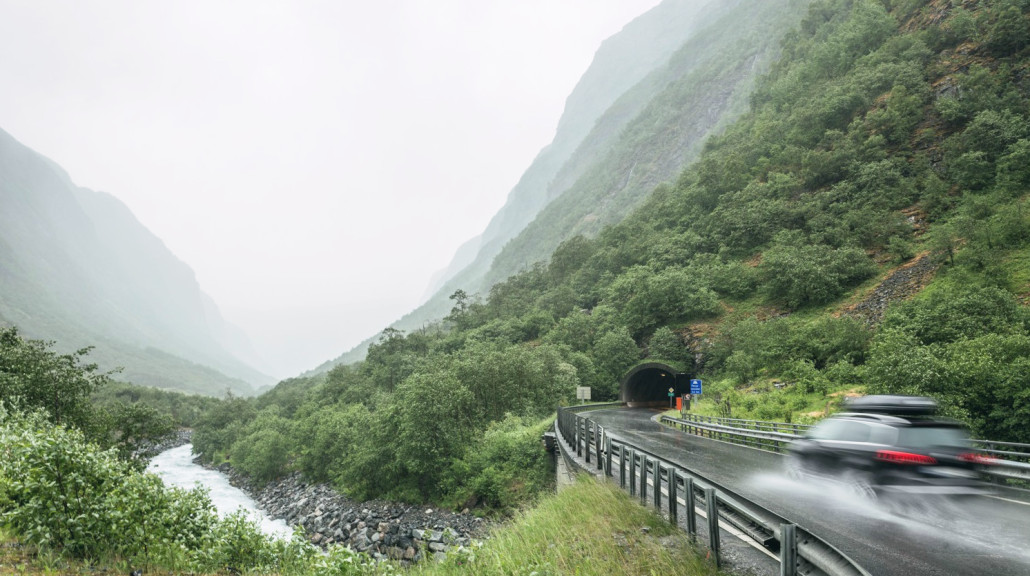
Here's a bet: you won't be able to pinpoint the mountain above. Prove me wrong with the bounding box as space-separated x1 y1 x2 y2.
0 128 273 395
313 0 811 372
205 0 1030 512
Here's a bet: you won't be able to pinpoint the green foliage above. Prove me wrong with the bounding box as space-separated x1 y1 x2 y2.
758 243 877 308
449 415 554 512
0 406 217 564
0 327 113 437
880 284 1026 344
395 366 478 499
191 0 1030 514
92 380 220 428
592 329 641 399
648 326 694 369
867 281 1030 439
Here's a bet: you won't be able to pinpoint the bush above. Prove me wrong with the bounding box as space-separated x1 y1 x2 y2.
1 408 127 558
759 242 877 308
454 415 554 512
0 405 217 565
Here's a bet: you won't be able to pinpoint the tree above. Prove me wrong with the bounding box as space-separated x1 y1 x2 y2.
758 243 876 308
592 328 641 399
648 326 692 369
394 367 477 499
0 327 114 438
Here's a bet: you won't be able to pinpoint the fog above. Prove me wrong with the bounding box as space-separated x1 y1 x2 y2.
0 0 662 377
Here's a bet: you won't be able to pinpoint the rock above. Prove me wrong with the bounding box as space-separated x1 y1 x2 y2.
190 467 489 566
429 542 447 553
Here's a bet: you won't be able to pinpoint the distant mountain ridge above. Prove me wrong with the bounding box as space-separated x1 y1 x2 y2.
312 0 810 373
0 127 273 395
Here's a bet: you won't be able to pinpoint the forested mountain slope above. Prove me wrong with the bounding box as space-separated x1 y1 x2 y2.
201 0 1030 512
0 128 272 395
312 0 810 372
483 0 812 286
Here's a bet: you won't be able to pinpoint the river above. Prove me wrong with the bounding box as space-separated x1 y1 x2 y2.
146 444 292 539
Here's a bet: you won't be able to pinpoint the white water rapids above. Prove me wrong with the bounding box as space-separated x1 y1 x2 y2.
146 444 292 539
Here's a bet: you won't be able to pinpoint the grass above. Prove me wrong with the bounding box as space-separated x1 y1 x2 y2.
411 475 725 576
0 477 725 576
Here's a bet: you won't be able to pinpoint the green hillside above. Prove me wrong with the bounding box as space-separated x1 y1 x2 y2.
196 0 1029 513
309 0 809 373
0 128 272 395
484 0 812 286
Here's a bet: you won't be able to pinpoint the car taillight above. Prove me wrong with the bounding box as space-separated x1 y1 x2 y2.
959 452 998 465
875 450 937 465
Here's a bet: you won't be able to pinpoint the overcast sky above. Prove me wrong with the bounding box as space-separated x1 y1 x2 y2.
0 0 662 378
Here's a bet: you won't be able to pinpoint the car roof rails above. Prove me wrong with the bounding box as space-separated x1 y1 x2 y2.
843 395 938 415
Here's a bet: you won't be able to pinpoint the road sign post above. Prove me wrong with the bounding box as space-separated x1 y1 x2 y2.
576 386 591 405
668 387 675 408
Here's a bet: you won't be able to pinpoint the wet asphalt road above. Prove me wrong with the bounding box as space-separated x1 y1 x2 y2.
586 407 1030 576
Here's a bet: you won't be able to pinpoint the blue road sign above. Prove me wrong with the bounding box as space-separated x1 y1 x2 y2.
690 379 703 395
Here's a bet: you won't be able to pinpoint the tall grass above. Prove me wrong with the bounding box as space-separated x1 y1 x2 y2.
412 475 724 576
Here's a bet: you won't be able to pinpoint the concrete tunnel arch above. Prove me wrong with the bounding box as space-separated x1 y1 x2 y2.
620 362 689 407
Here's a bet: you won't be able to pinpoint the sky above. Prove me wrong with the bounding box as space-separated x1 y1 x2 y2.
0 0 663 379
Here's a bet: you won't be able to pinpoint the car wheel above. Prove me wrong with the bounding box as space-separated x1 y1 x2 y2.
844 472 877 500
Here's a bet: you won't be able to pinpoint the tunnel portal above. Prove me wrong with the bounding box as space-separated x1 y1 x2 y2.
620 362 688 408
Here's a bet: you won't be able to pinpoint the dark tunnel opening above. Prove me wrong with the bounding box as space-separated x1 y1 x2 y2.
620 363 689 408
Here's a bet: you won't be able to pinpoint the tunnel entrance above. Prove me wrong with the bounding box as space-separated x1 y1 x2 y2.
620 363 688 408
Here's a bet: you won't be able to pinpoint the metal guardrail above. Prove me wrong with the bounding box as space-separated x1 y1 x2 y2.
556 405 870 576
664 413 1030 484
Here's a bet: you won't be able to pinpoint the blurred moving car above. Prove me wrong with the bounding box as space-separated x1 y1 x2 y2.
785 395 995 498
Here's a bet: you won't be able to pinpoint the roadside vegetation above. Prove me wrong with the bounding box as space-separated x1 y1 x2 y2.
191 0 1030 514
0 408 718 576
1 0 1029 571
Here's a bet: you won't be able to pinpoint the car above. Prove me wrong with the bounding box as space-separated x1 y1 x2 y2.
785 395 995 498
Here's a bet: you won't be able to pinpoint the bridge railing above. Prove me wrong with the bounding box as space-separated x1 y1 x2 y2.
555 405 870 576
662 413 1030 484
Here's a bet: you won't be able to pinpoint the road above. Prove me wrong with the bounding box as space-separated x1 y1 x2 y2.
586 407 1030 576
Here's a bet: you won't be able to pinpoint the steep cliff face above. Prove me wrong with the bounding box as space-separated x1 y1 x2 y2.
313 0 810 372
427 0 723 301
0 128 271 395
484 0 811 285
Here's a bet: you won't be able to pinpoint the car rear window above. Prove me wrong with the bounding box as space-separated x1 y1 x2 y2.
897 425 970 448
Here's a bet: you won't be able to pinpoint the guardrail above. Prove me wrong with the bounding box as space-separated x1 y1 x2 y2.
556 405 870 576
663 413 1030 484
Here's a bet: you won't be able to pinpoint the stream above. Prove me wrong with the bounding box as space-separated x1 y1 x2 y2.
146 444 292 539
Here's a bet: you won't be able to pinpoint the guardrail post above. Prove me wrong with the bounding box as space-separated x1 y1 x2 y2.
629 450 637 496
596 424 604 471
577 417 583 457
705 487 720 567
653 462 662 509
685 477 696 540
639 455 648 503
619 444 627 488
668 469 678 526
604 433 612 475
584 419 592 464
780 523 797 576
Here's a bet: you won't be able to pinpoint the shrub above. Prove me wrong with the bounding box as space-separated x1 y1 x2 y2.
759 243 876 308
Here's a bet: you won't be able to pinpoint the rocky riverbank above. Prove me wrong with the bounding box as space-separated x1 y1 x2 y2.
135 428 193 461
214 467 490 563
